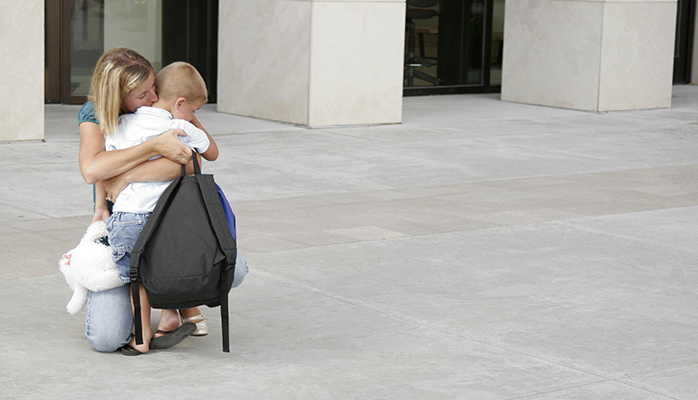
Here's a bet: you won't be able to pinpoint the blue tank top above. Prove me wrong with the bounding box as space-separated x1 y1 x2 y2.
78 101 99 125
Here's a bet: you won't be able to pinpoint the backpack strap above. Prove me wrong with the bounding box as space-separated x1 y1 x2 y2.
197 174 237 266
129 159 188 346
132 282 143 345
193 150 236 352
198 176 236 352
220 285 230 353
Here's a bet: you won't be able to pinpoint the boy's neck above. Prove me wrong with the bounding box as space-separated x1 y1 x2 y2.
151 99 174 115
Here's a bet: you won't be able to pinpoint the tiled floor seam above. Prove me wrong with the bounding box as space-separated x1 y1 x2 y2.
500 378 682 400
555 210 698 254
250 268 620 382
240 206 698 255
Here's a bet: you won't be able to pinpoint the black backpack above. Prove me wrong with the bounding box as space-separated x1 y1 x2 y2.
130 151 237 352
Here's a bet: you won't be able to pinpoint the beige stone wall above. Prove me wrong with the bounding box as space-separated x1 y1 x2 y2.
0 0 44 141
217 0 405 127
501 0 677 112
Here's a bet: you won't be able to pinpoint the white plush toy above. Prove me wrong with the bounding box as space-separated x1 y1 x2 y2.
59 221 123 314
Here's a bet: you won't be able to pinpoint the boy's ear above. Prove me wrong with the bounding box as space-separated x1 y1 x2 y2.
174 97 187 110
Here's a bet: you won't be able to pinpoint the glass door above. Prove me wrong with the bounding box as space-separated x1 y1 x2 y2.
68 0 108 102
490 0 505 86
45 0 63 103
673 0 696 84
51 0 163 105
403 0 504 96
46 0 217 105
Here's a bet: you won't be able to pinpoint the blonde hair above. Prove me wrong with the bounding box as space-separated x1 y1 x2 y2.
156 62 208 104
88 47 155 136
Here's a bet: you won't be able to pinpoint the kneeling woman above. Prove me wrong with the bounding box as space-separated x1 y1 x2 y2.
78 47 210 352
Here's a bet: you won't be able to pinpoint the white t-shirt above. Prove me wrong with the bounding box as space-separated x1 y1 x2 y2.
105 106 210 213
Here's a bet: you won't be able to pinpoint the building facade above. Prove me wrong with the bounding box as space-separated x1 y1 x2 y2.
1 0 694 141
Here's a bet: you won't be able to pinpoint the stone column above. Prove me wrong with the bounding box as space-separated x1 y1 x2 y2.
501 0 677 112
217 0 405 127
0 0 44 141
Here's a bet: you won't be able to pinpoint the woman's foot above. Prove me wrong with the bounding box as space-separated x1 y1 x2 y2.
179 308 209 336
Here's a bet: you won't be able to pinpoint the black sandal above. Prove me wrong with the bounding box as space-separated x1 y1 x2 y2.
149 322 196 350
120 344 142 356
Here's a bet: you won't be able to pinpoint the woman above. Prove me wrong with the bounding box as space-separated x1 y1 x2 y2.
79 47 209 352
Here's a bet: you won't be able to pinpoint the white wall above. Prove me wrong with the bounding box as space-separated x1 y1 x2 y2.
0 0 44 141
501 0 677 112
217 0 405 127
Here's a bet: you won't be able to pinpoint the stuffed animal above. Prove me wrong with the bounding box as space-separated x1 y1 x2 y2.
59 221 123 314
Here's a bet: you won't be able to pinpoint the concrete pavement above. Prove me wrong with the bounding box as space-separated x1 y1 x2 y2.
1 87 698 399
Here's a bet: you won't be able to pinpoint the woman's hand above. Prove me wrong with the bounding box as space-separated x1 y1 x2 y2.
153 129 192 164
93 182 111 223
92 207 111 223
102 173 130 203
80 122 185 184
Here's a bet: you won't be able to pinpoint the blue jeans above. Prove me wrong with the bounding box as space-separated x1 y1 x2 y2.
82 212 149 352
84 285 133 352
106 212 150 283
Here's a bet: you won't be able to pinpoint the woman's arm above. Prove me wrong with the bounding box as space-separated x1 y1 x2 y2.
93 182 112 223
101 157 198 201
79 121 192 184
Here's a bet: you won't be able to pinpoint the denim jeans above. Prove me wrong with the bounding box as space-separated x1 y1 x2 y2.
84 284 133 352
82 212 149 352
106 212 150 283
232 251 249 288
83 253 248 352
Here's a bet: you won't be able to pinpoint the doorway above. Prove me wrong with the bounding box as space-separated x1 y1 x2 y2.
674 0 696 84
44 0 218 105
403 0 505 96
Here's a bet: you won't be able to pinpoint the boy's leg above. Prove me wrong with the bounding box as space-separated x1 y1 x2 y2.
154 309 180 337
128 283 152 353
107 212 151 352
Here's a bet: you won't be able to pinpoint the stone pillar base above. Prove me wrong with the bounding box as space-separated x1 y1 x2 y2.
501 0 677 112
217 0 405 128
0 0 44 141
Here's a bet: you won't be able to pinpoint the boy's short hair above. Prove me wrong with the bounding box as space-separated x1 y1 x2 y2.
157 62 208 104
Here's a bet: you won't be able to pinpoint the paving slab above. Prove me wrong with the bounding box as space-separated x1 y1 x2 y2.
2 87 698 399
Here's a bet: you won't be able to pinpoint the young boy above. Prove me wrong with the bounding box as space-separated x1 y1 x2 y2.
105 62 218 355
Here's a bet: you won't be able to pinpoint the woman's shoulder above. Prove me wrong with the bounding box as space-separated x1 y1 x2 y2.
78 101 99 125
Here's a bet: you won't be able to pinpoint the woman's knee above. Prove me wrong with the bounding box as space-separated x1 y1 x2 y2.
84 286 133 352
87 330 130 352
231 253 249 289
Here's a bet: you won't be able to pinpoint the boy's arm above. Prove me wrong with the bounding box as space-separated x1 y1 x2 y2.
190 114 219 161
200 137 218 161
